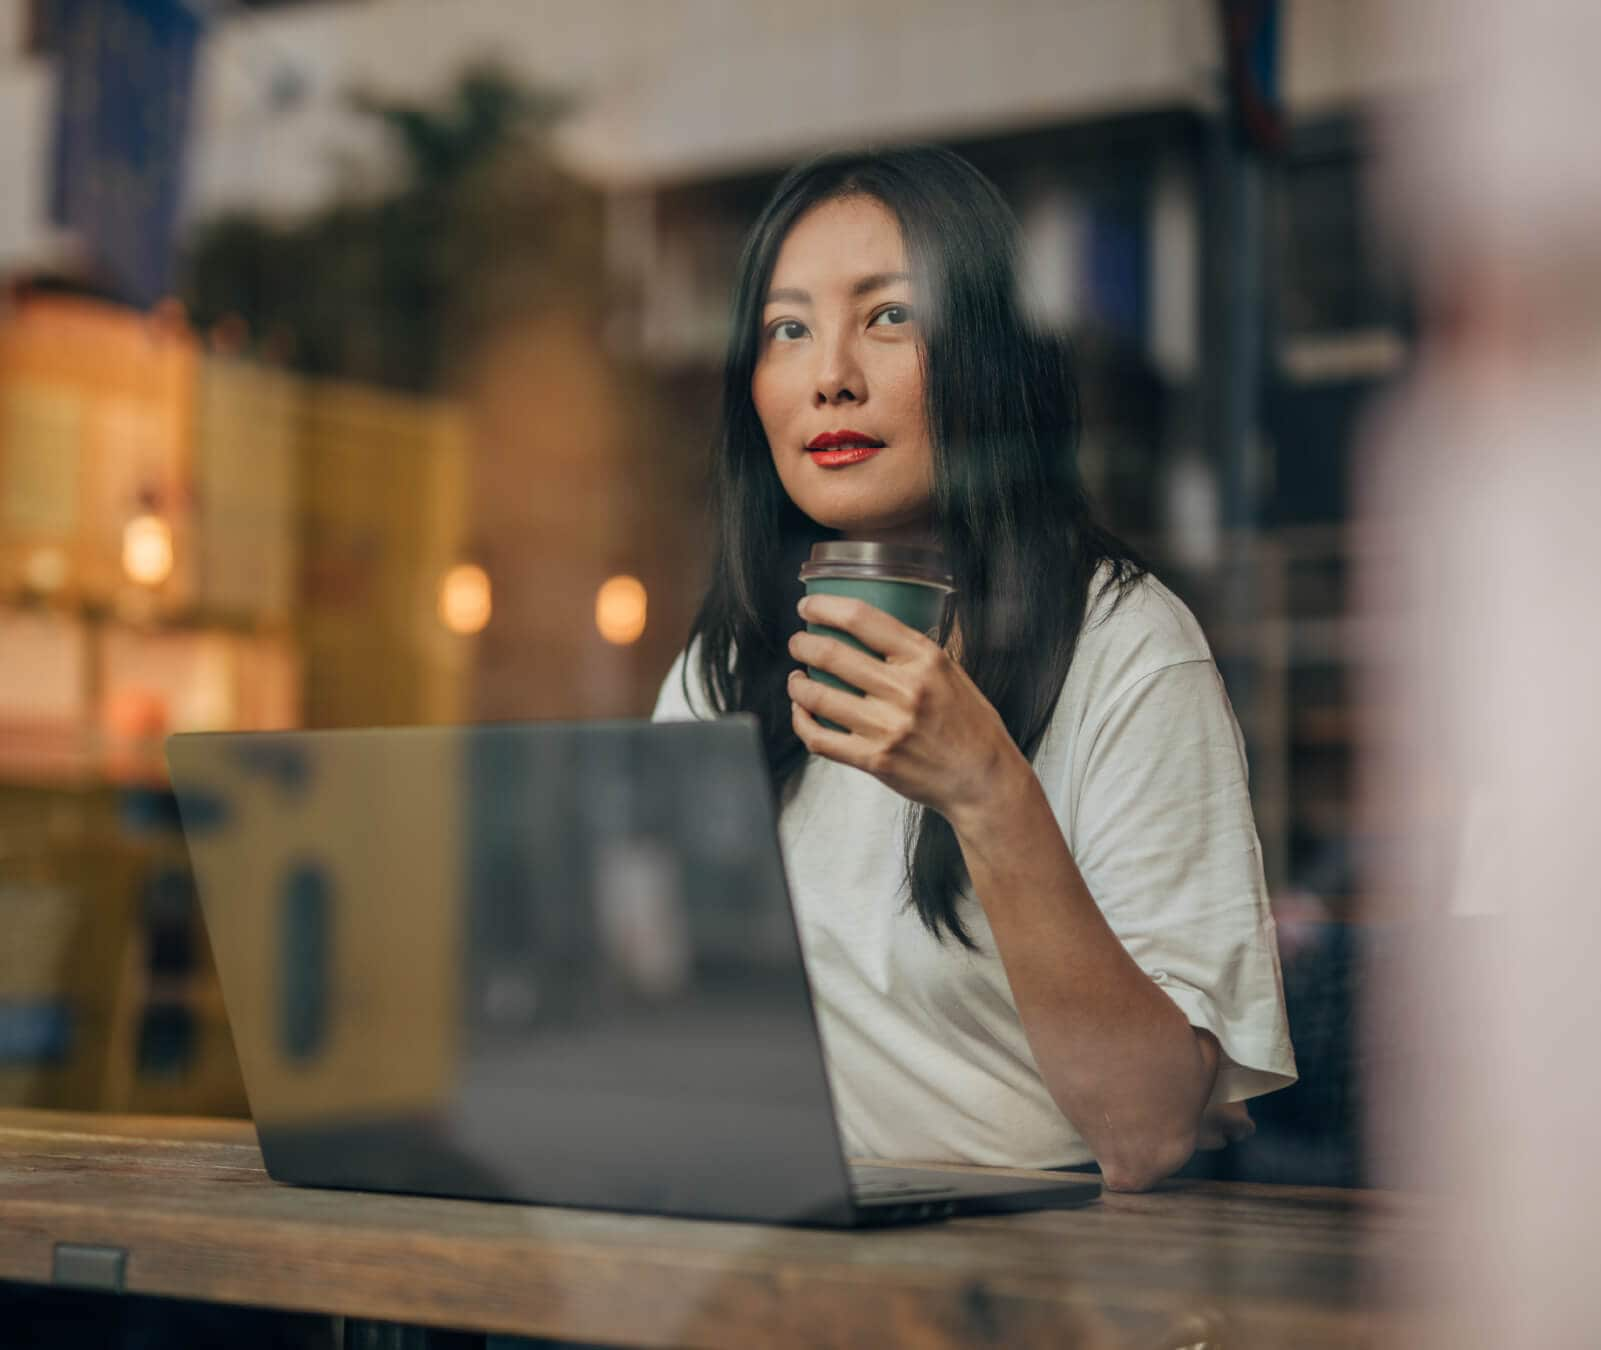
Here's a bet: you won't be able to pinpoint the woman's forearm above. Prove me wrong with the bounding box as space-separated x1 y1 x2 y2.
946 748 1219 1191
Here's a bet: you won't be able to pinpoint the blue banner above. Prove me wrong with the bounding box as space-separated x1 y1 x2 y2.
49 0 202 307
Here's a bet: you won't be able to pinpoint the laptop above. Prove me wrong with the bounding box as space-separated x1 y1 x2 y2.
166 715 1099 1227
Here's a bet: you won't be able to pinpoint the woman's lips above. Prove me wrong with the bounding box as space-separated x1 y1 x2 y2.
806 431 885 468
807 429 881 449
809 445 883 467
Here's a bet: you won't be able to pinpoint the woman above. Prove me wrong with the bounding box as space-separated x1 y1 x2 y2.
653 146 1294 1191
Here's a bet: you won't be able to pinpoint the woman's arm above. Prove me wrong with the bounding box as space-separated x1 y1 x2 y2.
788 593 1219 1190
945 748 1218 1191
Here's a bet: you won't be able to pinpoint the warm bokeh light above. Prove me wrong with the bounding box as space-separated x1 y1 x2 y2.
122 514 175 586
438 562 492 635
595 575 647 645
23 546 69 594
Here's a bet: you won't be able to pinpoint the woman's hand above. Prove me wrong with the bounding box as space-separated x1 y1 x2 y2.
787 594 1023 825
1196 1099 1255 1151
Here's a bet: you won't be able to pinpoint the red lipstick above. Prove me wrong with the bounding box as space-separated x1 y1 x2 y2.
806 429 885 468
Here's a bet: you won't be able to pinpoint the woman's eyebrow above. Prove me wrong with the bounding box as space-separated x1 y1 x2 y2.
850 270 912 297
763 271 913 306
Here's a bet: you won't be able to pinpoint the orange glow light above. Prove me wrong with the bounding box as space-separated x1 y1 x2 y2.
439 563 492 635
596 575 647 645
122 514 174 586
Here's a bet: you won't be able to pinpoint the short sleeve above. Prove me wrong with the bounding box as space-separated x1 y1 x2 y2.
1065 659 1297 1104
651 643 715 722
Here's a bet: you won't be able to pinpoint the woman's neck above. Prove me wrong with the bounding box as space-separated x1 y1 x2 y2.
845 523 941 550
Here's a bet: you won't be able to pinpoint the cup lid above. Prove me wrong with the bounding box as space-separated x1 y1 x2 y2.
799 540 955 588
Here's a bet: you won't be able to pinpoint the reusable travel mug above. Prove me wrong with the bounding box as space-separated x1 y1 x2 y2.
797 541 956 731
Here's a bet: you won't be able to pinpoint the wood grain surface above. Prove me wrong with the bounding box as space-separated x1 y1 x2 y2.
0 1110 1436 1349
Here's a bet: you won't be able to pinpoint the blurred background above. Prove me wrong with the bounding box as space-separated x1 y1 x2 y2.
0 0 1412 1181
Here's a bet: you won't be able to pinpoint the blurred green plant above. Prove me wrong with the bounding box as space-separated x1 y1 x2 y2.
184 65 601 392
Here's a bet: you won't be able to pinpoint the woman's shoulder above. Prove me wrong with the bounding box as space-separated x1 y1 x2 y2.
652 634 738 722
651 639 714 721
1067 564 1215 706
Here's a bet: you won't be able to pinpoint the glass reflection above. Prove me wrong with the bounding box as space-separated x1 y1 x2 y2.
168 717 854 1223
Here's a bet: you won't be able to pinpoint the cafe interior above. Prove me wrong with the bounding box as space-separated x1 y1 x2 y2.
0 0 1595 1346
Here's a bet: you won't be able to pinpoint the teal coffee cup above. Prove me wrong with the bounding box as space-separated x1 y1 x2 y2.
798 541 956 732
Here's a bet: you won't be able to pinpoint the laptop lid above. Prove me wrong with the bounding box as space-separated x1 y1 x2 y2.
167 716 862 1225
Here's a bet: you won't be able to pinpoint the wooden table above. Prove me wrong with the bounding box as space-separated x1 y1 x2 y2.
0 1110 1434 1348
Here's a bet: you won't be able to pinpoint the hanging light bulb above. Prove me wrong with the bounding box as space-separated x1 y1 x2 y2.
595 575 647 646
438 563 492 635
122 514 174 586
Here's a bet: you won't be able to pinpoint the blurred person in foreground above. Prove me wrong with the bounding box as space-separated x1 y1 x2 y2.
652 146 1295 1190
1361 0 1601 1342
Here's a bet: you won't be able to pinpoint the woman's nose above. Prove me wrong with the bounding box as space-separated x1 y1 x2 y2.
813 334 864 405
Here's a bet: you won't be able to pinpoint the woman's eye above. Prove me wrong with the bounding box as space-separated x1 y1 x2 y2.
769 319 808 342
869 304 913 328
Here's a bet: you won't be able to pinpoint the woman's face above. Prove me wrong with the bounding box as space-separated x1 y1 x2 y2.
752 196 936 543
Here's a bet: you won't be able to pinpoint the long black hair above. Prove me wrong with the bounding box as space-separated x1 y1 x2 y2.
686 144 1144 948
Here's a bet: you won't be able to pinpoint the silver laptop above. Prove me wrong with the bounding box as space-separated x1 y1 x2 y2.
166 716 1098 1227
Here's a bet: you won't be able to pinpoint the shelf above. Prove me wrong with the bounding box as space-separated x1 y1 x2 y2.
0 750 171 795
1213 614 1394 666
1277 328 1410 385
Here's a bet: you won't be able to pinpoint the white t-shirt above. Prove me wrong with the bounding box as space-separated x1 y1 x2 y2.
651 571 1297 1167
